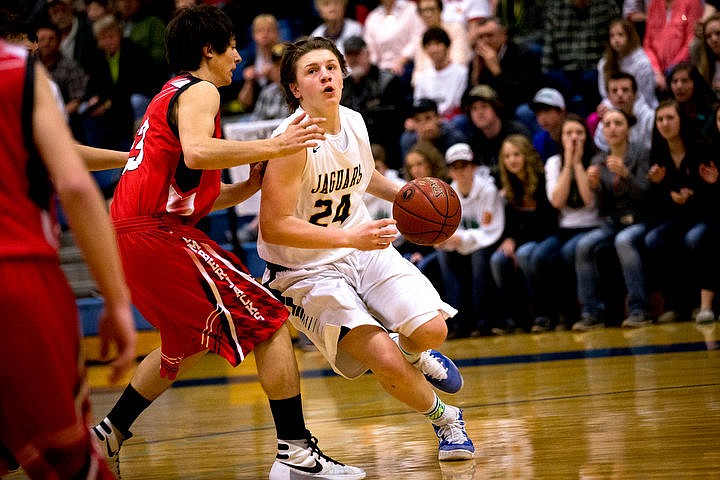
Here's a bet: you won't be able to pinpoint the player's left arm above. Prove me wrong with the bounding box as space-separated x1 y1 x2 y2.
367 169 401 203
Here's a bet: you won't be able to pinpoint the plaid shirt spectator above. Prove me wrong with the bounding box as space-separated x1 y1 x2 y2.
541 0 620 72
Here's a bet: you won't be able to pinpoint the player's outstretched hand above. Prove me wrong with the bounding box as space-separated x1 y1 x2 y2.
275 113 326 156
348 218 398 250
97 302 137 384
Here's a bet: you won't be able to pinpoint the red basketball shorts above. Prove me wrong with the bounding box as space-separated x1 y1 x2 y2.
0 258 114 478
113 216 288 379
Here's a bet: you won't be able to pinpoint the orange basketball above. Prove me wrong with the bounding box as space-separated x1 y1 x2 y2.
392 177 462 246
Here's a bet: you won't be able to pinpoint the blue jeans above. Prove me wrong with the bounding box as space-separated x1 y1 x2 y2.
515 229 590 321
437 246 496 334
685 222 720 292
614 223 649 315
490 246 529 328
575 226 616 317
645 220 694 313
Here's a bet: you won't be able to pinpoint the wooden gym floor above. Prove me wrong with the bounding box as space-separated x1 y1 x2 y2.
7 321 720 479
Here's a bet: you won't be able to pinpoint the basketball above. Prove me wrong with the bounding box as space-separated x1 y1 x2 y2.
392 177 462 246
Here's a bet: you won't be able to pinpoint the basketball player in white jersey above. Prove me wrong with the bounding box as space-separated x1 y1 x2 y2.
257 36 475 462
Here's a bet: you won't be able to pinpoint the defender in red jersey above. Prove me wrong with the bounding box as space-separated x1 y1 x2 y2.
0 39 136 479
91 6 365 479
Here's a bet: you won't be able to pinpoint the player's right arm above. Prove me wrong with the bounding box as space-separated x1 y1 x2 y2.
177 81 326 170
32 63 136 383
75 144 128 171
260 150 395 250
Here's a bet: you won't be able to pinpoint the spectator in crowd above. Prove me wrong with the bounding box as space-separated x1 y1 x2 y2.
494 0 545 56
401 139 450 183
309 0 363 55
412 26 468 120
520 114 602 333
46 0 97 73
83 14 165 152
441 0 491 28
575 109 651 330
623 0 650 41
435 142 504 337
466 16 542 122
363 0 426 80
364 143 406 220
689 102 720 324
644 99 702 323
593 71 655 152
667 61 717 133
114 0 167 67
491 134 558 334
643 0 702 93
400 97 467 159
84 0 113 23
597 17 657 111
541 0 620 116
695 12 720 98
341 35 413 167
230 13 281 114
114 0 166 67
249 42 290 121
529 87 566 162
413 0 472 85
462 84 531 181
396 140 448 290
35 21 88 140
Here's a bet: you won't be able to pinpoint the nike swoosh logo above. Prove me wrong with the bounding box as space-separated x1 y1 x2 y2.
312 146 320 153
280 460 323 474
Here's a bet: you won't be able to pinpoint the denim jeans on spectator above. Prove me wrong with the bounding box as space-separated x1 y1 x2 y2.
684 222 720 293
490 246 529 328
614 223 649 315
576 225 616 317
437 247 496 335
645 219 694 314
515 229 591 321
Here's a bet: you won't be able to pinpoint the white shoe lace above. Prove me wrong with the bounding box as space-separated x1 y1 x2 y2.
416 351 448 380
436 417 469 444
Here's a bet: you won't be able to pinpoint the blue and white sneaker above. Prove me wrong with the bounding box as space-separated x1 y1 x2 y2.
389 333 464 394
433 407 475 461
269 431 366 479
414 349 464 394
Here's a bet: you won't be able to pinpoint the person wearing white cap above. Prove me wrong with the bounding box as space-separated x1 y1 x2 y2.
435 142 505 337
528 87 567 162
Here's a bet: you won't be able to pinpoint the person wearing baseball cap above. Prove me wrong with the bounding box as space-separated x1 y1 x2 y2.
436 141 505 338
462 84 531 180
529 87 567 162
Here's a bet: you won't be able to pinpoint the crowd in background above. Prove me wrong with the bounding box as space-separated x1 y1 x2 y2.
4 0 720 338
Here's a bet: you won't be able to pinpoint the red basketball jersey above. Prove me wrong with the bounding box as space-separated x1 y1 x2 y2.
111 74 222 225
0 40 58 259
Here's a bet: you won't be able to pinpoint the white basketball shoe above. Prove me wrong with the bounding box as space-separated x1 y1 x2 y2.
269 431 365 479
91 418 130 478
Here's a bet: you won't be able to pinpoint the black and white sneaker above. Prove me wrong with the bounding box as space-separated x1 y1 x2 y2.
91 418 131 478
269 431 365 479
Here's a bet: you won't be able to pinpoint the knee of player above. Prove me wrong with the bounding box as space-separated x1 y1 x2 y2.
409 315 448 349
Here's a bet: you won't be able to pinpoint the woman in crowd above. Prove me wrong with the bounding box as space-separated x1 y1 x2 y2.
490 134 558 334
519 115 603 333
685 103 720 323
694 12 720 99
644 99 703 323
597 17 657 110
575 109 651 330
667 62 717 133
